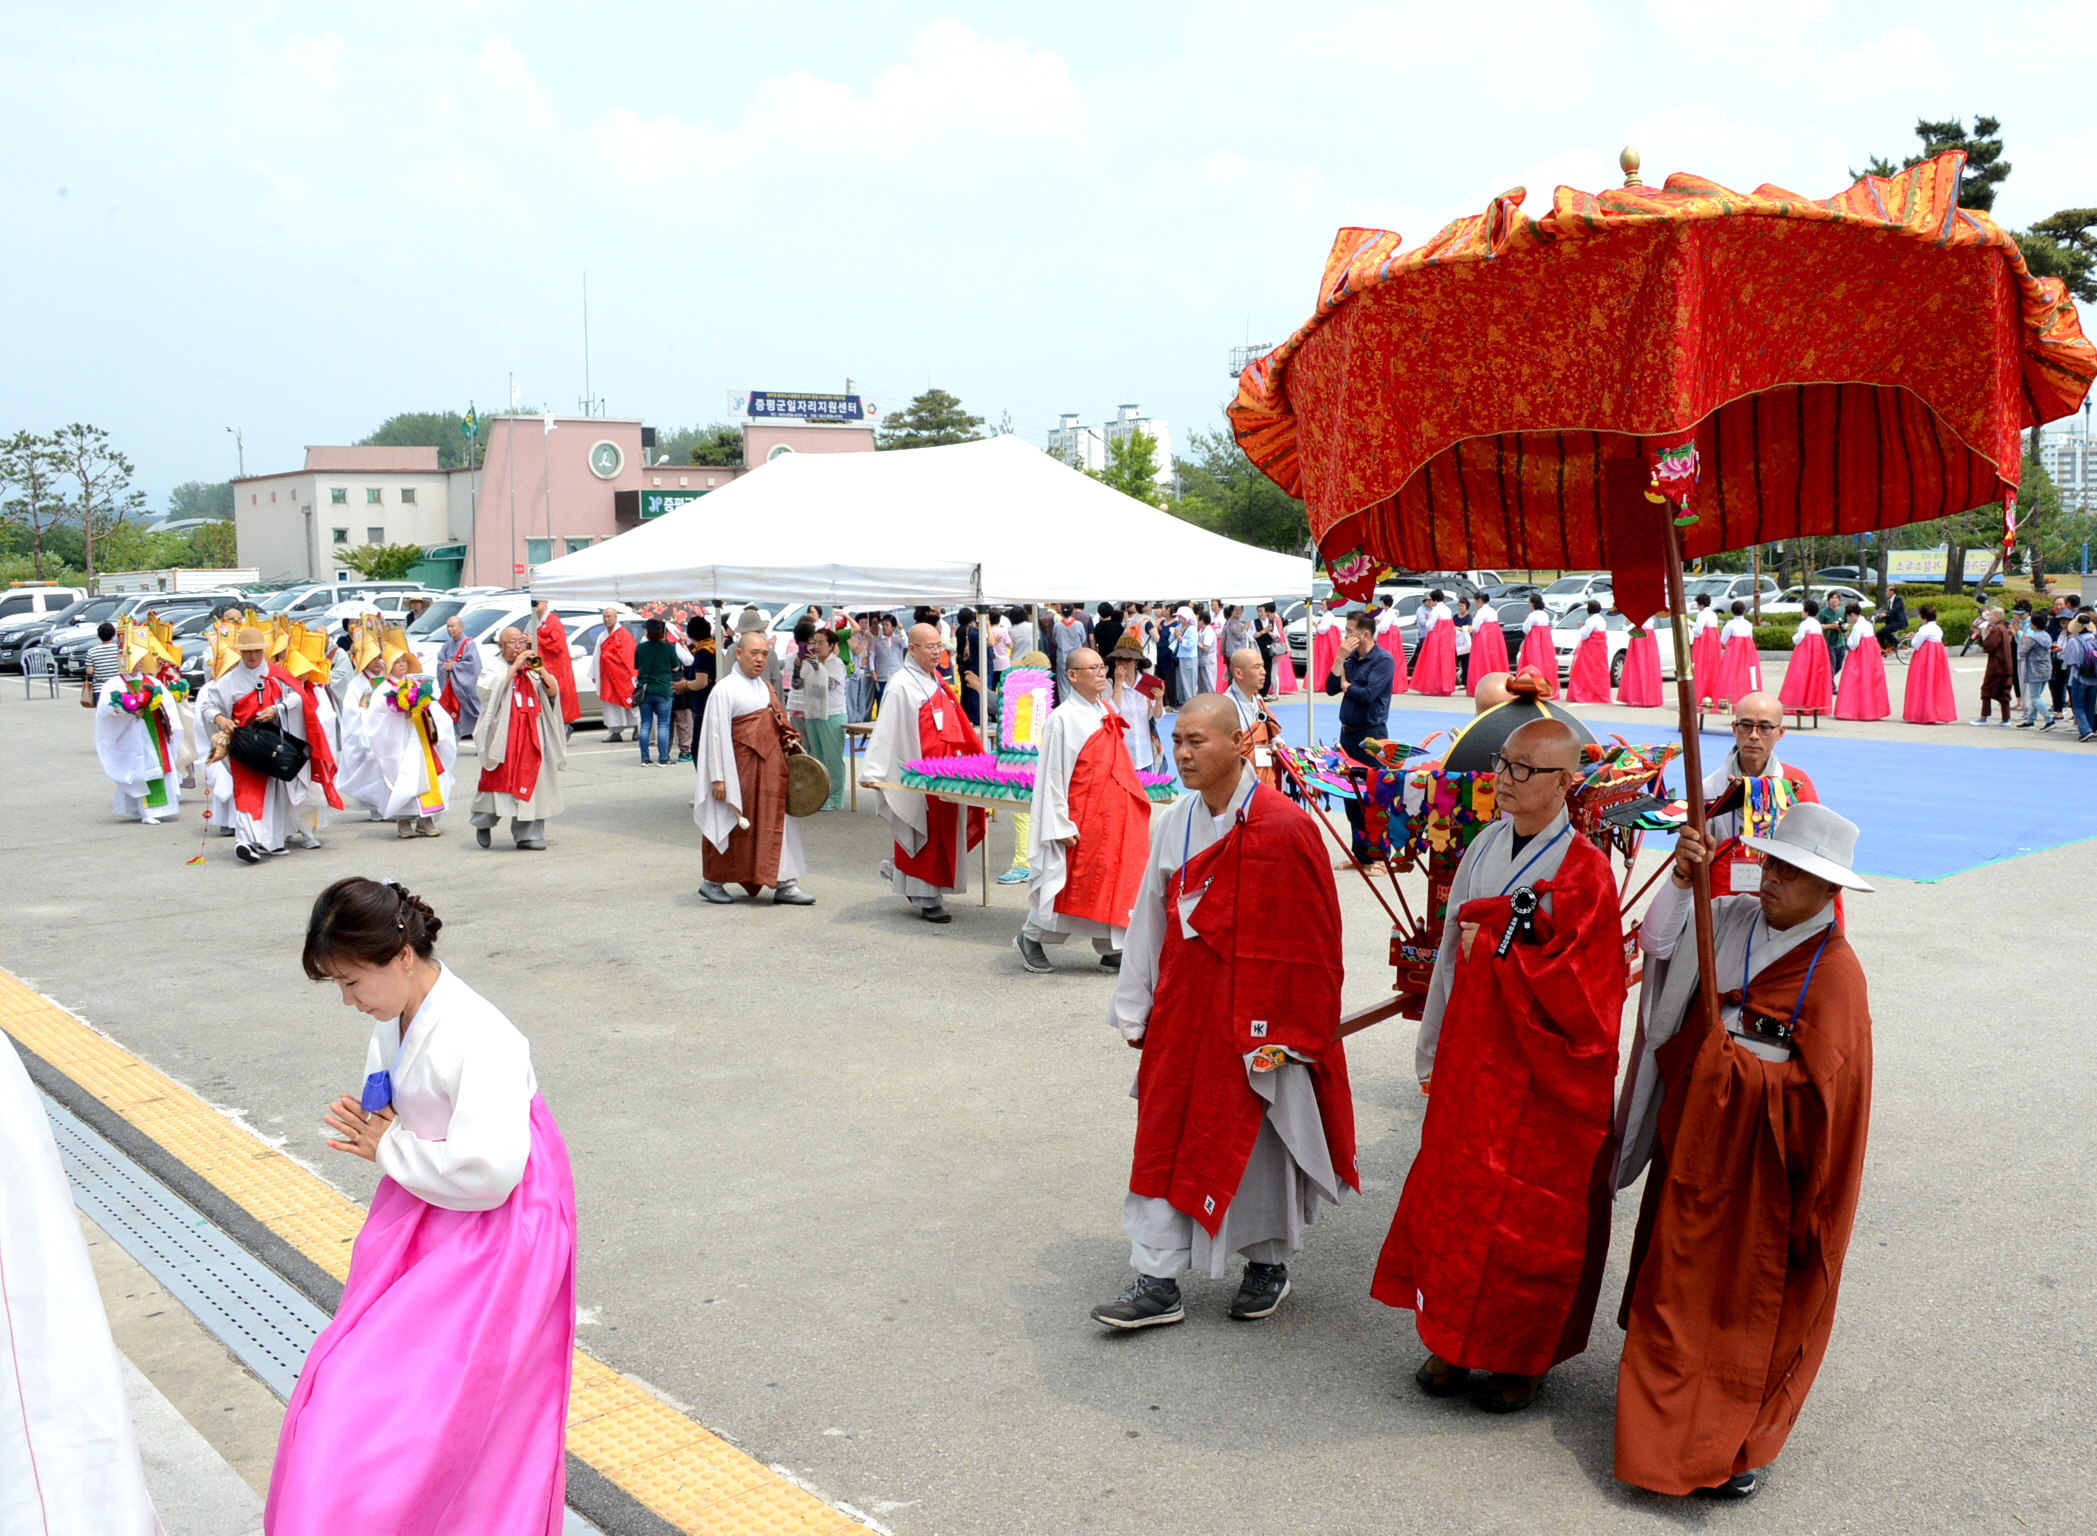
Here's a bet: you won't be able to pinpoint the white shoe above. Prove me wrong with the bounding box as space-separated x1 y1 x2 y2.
294 829 323 849
139 815 162 826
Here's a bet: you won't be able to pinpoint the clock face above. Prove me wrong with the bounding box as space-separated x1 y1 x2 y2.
588 440 624 480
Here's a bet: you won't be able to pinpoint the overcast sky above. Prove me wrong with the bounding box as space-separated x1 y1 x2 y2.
7 1 2096 506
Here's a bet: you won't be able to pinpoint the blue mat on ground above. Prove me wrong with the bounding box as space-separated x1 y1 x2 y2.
1161 699 2096 884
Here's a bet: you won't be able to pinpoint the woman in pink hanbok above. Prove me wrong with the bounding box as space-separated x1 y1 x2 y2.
1467 597 1510 693
1834 604 1891 720
268 878 577 1536
1566 600 1613 702
1901 603 1960 723
1688 593 1723 706
1515 594 1559 696
1616 613 1664 706
1780 609 1835 716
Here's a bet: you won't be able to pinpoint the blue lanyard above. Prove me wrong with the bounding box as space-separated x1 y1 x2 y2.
1496 821 1570 897
359 1008 425 1113
1740 920 1835 1031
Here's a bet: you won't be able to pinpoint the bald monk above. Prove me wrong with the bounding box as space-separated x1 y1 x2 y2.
1372 718 1628 1411
861 622 984 923
1223 647 1284 789
1699 691 1826 902
1613 805 1875 1500
1472 671 1513 713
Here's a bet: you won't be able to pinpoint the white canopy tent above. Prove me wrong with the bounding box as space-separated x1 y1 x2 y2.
526 434 1311 606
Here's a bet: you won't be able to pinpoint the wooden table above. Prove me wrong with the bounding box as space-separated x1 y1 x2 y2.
844 722 874 810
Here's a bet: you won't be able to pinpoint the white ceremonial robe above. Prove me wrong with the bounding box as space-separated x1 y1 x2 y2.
1414 806 1580 1083
362 682 459 819
1110 681 1156 771
197 661 311 854
692 667 807 881
93 675 182 821
364 964 537 1212
597 634 637 732
0 1045 158 1535
333 669 390 818
862 661 969 902
1613 884 1839 1188
1023 692 1123 952
1108 764 1343 1277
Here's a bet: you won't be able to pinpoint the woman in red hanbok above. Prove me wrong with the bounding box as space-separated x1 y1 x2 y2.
1689 595 1723 707
1901 604 1959 724
1617 613 1664 706
1834 606 1891 720
1779 611 1834 716
1467 598 1510 693
1566 601 1612 703
1713 602 1763 708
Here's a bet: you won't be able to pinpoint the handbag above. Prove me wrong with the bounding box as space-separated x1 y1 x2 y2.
79 675 97 708
227 720 310 781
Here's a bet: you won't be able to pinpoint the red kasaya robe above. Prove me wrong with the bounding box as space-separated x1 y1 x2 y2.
228 671 293 817
478 671 546 801
535 611 581 724
1131 786 1357 1234
597 625 636 712
1615 933 1873 1494
279 664 343 810
1056 712 1151 928
892 684 985 887
1372 832 1628 1376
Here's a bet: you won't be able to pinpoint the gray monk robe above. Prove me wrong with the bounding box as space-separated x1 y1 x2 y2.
472 660 565 838
439 631 484 739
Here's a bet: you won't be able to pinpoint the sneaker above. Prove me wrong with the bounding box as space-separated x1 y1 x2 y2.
771 881 815 906
678 751 695 763
1695 1470 1761 1500
1228 1261 1291 1320
2015 719 2036 728
919 904 953 924
1099 951 1122 971
1014 933 1053 972
293 829 323 849
235 843 261 864
1968 718 1991 727
264 845 290 857
1091 1275 1184 1330
475 826 492 849
515 838 546 851
2081 731 2097 743
397 821 417 839
415 820 442 838
996 865 1029 885
698 880 736 904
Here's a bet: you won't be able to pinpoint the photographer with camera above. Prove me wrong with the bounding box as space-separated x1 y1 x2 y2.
469 626 566 851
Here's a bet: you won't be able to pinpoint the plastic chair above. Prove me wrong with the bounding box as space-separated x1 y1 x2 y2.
20 647 59 699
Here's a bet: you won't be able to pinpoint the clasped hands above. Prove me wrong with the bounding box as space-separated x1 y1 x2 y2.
322 1095 393 1162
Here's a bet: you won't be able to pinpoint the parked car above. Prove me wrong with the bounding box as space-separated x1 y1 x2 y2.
51 591 244 676
1 593 108 672
408 597 640 721
0 586 88 639
1682 573 1782 611
259 580 433 619
1759 584 1875 619
1543 610 1685 687
1538 572 1614 616
1813 565 1879 587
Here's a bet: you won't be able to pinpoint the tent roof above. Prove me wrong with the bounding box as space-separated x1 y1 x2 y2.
526 434 1312 606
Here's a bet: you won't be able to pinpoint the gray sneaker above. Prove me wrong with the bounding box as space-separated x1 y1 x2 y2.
1014 934 1053 972
1228 1261 1291 1320
771 881 815 906
698 880 736 904
1091 1275 1184 1330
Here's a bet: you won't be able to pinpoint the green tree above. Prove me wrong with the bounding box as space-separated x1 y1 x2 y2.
2016 208 2097 302
1086 427 1168 508
0 431 67 579
1168 424 1311 554
187 519 239 567
876 389 984 450
650 423 744 466
1855 116 2009 210
52 423 146 582
359 411 477 469
335 541 429 579
166 479 234 523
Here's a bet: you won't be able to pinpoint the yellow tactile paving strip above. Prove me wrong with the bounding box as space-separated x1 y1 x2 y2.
0 968 866 1536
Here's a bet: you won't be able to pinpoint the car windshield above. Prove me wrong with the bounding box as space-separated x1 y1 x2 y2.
454 606 521 641
255 587 317 612
405 598 467 637
1543 577 1591 595
1683 577 1732 598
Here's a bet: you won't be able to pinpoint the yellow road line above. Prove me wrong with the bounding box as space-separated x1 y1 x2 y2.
0 969 866 1536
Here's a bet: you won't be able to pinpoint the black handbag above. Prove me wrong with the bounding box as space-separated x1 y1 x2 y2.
228 721 310 781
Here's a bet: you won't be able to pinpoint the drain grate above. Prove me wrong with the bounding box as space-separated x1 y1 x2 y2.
47 1093 601 1534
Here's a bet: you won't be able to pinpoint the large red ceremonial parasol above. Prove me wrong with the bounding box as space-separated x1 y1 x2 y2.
1235 148 2096 1026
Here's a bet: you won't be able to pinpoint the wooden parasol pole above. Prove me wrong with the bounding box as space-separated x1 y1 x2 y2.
1661 514 1723 1032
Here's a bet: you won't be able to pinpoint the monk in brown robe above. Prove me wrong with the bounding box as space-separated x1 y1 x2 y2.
1612 801 1875 1500
693 629 813 905
1223 647 1284 790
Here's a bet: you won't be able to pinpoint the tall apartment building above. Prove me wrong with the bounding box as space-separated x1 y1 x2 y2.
1046 404 1173 491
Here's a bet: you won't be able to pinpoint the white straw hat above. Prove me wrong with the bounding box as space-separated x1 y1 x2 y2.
1740 801 1874 892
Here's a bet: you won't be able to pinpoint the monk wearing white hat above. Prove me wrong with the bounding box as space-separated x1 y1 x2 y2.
1613 801 1876 1502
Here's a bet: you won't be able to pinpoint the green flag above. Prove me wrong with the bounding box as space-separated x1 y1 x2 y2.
462 406 479 440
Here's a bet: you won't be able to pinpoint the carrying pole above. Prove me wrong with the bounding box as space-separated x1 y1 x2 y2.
1662 516 1723 1035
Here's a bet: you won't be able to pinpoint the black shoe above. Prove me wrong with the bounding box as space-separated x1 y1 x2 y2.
1695 1471 1761 1500
476 826 492 849
1014 934 1053 972
1470 1372 1544 1413
1415 1355 1474 1397
1091 1276 1184 1330
1228 1261 1291 1320
919 904 952 924
235 843 260 865
1099 950 1122 971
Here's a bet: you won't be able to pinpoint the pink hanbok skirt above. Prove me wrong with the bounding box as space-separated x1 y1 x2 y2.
1376 629 1410 691
1411 624 1458 695
1311 631 1341 692
1567 632 1612 702
1516 625 1558 696
1835 638 1891 720
1467 622 1509 693
1690 627 1724 705
1779 631 1834 714
1273 649 1298 694
1617 630 1663 706
1715 634 1763 707
266 1096 577 1536
1902 638 1959 723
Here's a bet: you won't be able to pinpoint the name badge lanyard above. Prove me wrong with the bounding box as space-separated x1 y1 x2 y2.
1496 821 1571 897
361 1011 424 1113
1490 821 1572 957
1737 920 1835 1043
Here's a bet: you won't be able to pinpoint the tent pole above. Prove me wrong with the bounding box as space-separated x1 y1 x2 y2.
1662 518 1722 1034
1306 577 1315 748
976 572 989 907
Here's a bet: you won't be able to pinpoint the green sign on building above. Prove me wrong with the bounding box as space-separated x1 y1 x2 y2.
639 488 708 520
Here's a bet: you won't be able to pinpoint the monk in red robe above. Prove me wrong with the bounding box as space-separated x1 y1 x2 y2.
1092 695 1355 1329
1373 718 1627 1411
1612 803 1874 1500
861 623 985 923
1015 648 1151 972
531 601 581 730
471 626 567 849
595 608 637 743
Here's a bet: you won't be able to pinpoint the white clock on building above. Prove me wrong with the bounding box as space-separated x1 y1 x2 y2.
588 440 624 480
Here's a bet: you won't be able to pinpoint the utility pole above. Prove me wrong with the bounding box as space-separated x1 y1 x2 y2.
226 427 243 478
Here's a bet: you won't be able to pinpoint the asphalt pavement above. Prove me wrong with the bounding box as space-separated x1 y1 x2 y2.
2 682 2089 1535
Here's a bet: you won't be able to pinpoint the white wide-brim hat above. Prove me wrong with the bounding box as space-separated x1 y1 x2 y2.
1740 801 1874 892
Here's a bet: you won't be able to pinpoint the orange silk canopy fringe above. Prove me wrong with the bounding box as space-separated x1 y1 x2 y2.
1231 152 2097 622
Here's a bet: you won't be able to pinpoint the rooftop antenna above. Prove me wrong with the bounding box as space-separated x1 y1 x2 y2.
580 273 593 416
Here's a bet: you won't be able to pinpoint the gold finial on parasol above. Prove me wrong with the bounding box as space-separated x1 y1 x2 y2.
1620 146 1642 188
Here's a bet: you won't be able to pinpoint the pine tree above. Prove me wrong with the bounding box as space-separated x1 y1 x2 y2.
876 389 984 450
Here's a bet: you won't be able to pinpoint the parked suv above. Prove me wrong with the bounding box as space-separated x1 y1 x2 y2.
259 580 432 619
1539 572 1614 616
0 586 88 641
52 591 246 676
